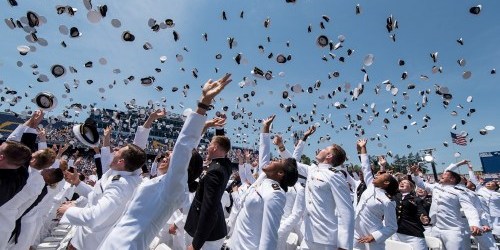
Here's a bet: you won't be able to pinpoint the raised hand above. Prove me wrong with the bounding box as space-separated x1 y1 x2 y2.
205 117 227 129
356 138 367 154
144 108 167 128
273 134 283 146
200 74 232 105
378 155 387 167
57 144 70 159
37 127 47 142
303 125 316 140
261 115 275 133
103 125 112 147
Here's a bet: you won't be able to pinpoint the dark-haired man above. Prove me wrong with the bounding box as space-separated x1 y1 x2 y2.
412 163 481 250
184 135 233 250
230 115 298 250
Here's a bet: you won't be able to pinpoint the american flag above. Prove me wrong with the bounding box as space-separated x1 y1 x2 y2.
451 132 467 146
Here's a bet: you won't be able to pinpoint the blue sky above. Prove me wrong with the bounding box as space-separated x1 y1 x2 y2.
1 0 499 173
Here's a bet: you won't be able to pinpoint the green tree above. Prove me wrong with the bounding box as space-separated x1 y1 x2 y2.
301 154 311 165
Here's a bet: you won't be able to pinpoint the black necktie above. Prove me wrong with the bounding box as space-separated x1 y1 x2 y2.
9 184 48 244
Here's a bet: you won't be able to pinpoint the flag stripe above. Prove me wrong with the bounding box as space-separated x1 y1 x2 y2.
451 132 467 146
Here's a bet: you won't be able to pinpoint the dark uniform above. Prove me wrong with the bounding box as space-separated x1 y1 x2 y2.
394 192 428 238
185 157 232 250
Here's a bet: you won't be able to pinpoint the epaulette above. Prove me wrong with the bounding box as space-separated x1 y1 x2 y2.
271 183 281 190
112 175 121 181
454 186 466 192
329 167 347 178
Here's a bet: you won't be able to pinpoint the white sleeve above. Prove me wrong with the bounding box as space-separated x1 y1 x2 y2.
330 172 355 250
7 124 29 142
371 201 398 242
468 170 481 187
413 175 436 193
359 154 373 185
459 191 481 227
243 163 256 184
259 190 286 250
278 183 306 238
444 163 458 172
100 147 112 175
278 148 293 159
50 159 61 169
238 164 247 184
132 126 152 150
291 140 305 161
74 181 93 198
258 133 271 175
150 161 158 177
38 141 48 150
64 182 128 228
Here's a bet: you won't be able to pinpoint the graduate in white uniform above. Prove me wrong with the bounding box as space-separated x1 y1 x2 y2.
56 108 164 250
0 110 57 249
354 139 398 250
411 164 482 250
300 135 354 250
273 126 315 249
230 115 299 250
98 74 232 250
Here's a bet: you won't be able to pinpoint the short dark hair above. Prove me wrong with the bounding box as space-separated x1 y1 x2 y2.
280 158 298 192
44 168 64 185
385 175 399 197
212 136 231 153
330 144 346 167
1 141 32 167
33 148 57 169
446 170 462 185
188 149 203 192
122 144 147 172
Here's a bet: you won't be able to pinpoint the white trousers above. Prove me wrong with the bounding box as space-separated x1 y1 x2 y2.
431 227 468 250
185 234 224 250
391 233 427 250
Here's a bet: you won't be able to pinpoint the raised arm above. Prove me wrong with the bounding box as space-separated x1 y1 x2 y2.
467 162 481 188
410 165 436 192
444 159 469 172
259 115 275 175
100 126 112 174
278 182 306 238
202 116 226 136
357 139 373 185
294 125 315 160
133 109 166 149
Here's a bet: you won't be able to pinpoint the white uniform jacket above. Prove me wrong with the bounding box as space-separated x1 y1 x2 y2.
413 175 481 230
354 154 397 250
0 167 44 248
61 120 152 249
230 133 287 250
302 161 354 249
98 111 206 250
231 178 286 250
62 168 142 249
